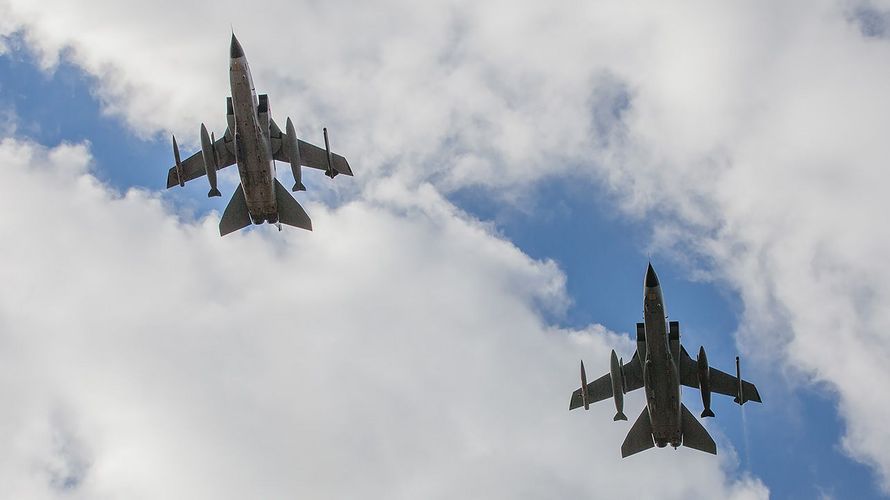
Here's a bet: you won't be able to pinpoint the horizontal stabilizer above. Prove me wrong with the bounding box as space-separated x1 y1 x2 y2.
621 407 654 458
292 182 306 192
613 412 628 421
219 184 252 236
681 404 717 455
274 179 312 231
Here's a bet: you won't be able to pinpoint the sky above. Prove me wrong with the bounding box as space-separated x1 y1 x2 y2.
1 1 889 499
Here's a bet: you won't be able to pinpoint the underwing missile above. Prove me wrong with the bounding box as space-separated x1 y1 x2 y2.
172 135 185 187
211 131 220 166
580 360 590 410
200 123 221 197
734 356 743 405
323 127 336 178
285 117 305 191
610 350 627 421
698 346 714 417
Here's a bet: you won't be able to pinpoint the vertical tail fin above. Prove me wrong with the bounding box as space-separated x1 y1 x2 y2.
680 404 717 455
273 179 312 231
620 407 654 458
219 184 252 236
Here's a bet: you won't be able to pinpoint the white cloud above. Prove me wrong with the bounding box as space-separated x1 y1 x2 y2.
585 3 890 490
0 0 638 192
5 0 890 492
0 106 17 136
0 138 766 499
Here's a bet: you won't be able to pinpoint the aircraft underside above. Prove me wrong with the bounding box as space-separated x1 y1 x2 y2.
164 34 352 237
569 264 762 458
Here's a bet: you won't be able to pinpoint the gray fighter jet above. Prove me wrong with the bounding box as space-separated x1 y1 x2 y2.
569 264 762 457
166 34 353 236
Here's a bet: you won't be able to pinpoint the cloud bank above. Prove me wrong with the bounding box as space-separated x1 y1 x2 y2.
3 0 890 492
0 138 765 498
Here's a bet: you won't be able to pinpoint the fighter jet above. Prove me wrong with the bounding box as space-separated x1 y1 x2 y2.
166 34 353 236
569 263 762 457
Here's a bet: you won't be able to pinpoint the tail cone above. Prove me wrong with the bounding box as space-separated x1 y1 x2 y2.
614 412 628 421
208 188 222 198
701 409 715 418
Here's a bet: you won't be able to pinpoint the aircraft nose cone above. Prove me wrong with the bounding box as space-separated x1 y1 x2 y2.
645 262 660 288
230 34 244 59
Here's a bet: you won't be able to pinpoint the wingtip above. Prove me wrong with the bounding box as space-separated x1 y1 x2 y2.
166 170 179 189
336 159 355 177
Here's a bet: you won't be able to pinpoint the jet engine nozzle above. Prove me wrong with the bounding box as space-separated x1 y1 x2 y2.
200 124 221 197
697 346 714 418
172 135 185 187
610 350 627 421
323 127 337 178
285 118 306 192
580 360 590 410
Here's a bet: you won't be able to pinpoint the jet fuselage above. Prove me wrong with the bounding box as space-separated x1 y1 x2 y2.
642 265 682 448
229 36 278 224
568 263 762 457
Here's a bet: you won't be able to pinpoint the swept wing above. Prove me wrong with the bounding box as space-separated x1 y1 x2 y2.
269 119 353 176
166 130 236 188
569 351 644 410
